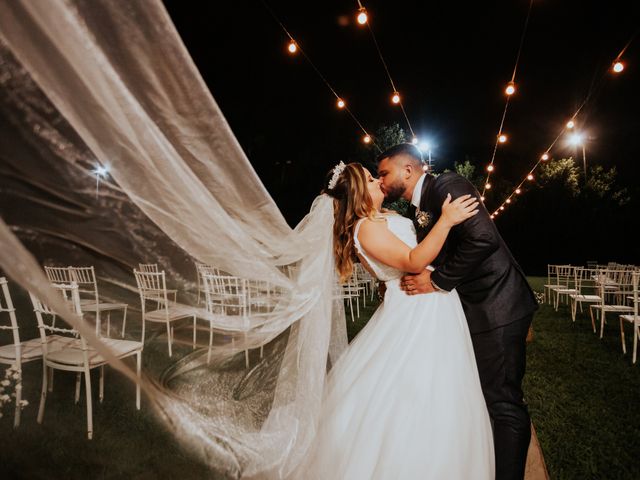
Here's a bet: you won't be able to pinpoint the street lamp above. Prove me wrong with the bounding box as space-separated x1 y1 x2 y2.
568 132 587 178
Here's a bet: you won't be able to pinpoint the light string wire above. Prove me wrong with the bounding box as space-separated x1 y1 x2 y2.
481 0 534 197
490 30 638 219
358 1 415 138
260 0 382 152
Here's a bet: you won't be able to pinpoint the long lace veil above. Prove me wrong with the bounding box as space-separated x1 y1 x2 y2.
0 0 347 477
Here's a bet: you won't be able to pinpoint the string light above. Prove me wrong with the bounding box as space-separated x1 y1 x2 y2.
500 206 505 211
287 40 297 54
498 134 508 143
411 136 419 145
481 196 486 202
527 174 534 181
541 153 549 161
391 92 401 104
357 8 368 25
566 120 575 129
487 165 495 172
612 60 624 73
515 188 522 194
506 198 512 204
363 134 372 144
505 82 516 96
486 183 492 190
337 98 345 109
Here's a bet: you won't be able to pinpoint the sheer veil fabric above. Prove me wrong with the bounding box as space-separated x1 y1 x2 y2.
0 0 347 477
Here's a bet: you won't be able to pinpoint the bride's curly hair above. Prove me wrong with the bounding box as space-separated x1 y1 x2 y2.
323 162 379 283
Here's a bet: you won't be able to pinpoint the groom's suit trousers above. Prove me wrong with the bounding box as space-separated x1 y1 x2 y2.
471 314 533 480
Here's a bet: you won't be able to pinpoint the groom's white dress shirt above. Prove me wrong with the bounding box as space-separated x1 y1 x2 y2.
410 172 444 290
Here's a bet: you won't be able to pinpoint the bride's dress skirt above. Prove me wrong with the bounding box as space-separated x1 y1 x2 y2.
301 280 495 479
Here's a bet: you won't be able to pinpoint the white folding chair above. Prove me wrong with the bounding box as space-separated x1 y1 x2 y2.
196 263 222 305
31 283 142 440
70 266 128 338
568 267 602 329
590 268 634 339
619 271 640 363
134 270 197 357
203 274 255 367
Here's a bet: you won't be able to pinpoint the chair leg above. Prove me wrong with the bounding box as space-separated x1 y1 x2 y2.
121 306 128 338
99 366 104 403
84 367 93 440
136 352 141 410
75 372 82 404
244 332 249 369
37 363 48 424
600 311 607 339
620 318 627 354
13 368 22 428
167 322 173 357
107 312 111 337
348 298 354 322
192 316 197 350
207 324 213 364
633 325 639 365
589 307 596 333
571 299 576 322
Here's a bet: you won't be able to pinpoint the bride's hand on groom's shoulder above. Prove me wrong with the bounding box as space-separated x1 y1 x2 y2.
441 193 479 227
401 270 436 295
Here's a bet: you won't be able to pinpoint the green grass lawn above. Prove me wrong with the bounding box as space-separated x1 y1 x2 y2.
1 279 638 479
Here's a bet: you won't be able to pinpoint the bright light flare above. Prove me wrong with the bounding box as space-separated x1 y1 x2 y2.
419 142 431 152
485 183 492 190
363 134 372 144
527 174 534 181
568 132 584 146
566 120 575 129
506 198 511 204
411 136 419 145
93 165 109 177
613 60 624 73
391 92 401 104
487 165 495 172
337 98 345 109
541 153 549 161
505 82 516 96
357 9 368 25
498 134 507 143
287 41 297 54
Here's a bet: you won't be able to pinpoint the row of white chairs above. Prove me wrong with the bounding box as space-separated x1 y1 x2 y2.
544 264 640 364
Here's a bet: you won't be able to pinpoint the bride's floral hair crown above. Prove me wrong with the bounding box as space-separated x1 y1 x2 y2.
327 161 346 190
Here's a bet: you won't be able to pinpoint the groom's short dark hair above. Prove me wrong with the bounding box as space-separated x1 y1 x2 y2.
376 143 423 165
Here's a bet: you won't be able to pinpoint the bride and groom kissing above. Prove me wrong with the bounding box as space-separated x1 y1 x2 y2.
300 143 538 479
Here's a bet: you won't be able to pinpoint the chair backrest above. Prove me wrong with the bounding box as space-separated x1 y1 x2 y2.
555 265 574 287
69 266 100 304
0 277 21 360
133 270 169 312
44 266 74 283
138 263 159 273
30 283 86 356
202 274 247 316
574 267 600 295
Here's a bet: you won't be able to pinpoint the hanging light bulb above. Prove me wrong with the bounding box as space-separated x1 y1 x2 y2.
481 196 486 202
487 165 495 172
391 92 401 104
515 188 522 194
500 206 505 211
541 153 549 161
498 134 507 143
357 8 368 25
505 81 516 96
287 40 297 54
506 198 512 204
337 98 346 109
411 136 419 145
612 60 624 73
566 120 575 129
486 183 492 190
527 174 534 181
363 134 372 144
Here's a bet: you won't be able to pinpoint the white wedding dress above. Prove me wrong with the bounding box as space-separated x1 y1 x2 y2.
301 214 495 479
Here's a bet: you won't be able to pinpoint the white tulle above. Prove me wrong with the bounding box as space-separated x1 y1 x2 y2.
297 216 495 479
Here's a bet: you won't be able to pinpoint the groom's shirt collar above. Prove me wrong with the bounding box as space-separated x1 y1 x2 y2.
410 173 426 208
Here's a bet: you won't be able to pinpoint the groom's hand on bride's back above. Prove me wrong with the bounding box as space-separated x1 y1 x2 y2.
401 270 436 295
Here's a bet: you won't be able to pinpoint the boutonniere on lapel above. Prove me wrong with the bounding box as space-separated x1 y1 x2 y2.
415 209 432 229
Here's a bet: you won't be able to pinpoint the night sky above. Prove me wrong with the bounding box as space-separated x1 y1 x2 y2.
163 0 639 225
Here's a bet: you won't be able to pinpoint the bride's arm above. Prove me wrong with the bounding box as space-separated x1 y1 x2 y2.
358 194 479 274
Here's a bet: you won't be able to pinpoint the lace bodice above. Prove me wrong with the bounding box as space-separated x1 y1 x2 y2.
353 214 417 282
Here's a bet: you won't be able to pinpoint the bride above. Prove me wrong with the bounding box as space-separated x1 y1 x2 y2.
299 162 495 479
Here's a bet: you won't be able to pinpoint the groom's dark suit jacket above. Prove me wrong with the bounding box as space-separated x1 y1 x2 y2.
412 172 538 334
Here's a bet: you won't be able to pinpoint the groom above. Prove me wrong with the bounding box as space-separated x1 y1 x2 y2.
377 143 538 480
